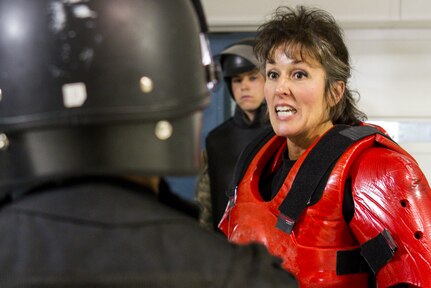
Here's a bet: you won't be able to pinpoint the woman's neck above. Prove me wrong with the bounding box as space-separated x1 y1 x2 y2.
286 122 334 160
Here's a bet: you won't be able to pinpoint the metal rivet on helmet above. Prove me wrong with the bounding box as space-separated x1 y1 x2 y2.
140 76 154 94
154 120 173 140
0 134 9 151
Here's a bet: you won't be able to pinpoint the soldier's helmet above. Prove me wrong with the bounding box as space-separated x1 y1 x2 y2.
0 0 217 193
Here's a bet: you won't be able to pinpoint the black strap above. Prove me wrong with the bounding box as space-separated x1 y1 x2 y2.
276 125 385 234
226 127 275 198
360 229 398 275
336 248 370 275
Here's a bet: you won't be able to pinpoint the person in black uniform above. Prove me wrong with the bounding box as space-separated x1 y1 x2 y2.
196 38 271 230
0 0 298 287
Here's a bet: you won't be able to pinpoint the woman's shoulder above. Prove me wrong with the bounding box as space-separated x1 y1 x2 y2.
352 146 422 179
350 145 429 196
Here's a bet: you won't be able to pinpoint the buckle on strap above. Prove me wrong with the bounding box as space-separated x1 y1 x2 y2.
276 213 295 234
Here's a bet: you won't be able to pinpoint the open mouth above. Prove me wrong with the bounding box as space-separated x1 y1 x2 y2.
275 106 296 117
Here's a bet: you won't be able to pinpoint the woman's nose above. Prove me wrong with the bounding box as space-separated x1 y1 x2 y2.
274 77 291 96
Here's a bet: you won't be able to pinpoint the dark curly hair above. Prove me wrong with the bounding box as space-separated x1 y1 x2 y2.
254 6 367 124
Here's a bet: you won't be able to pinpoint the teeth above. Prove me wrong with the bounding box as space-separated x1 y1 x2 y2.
276 107 293 112
275 106 296 117
278 111 294 117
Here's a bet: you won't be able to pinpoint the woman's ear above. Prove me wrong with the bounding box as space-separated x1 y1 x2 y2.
329 81 345 107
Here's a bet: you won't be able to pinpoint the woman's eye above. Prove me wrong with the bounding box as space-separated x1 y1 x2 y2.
293 71 307 79
267 71 278 80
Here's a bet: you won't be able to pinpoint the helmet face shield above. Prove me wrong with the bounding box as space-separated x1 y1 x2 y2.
221 55 256 78
219 39 259 73
217 38 260 98
0 0 212 190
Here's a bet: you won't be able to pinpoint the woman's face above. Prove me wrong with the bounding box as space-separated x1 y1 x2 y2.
264 47 337 147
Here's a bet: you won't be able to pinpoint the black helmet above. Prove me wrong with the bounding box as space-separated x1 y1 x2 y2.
0 0 216 193
218 38 260 98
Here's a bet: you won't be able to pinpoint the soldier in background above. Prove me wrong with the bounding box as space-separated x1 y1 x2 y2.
196 38 270 230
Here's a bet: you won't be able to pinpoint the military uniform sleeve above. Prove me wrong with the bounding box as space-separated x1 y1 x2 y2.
195 150 214 230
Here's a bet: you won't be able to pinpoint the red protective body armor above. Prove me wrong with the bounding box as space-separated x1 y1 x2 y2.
219 127 431 287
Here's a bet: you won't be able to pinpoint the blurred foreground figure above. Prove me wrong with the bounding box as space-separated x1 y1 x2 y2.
219 5 431 288
0 1 298 287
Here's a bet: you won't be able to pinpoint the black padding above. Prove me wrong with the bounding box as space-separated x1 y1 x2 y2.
227 127 275 198
342 178 355 224
360 229 398 275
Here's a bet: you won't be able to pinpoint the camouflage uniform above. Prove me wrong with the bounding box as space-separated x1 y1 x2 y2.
195 150 213 230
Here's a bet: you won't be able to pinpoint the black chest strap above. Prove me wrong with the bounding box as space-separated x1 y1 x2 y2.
276 125 387 234
226 126 275 199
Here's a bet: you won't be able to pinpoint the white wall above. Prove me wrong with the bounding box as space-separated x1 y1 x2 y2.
202 0 431 181
201 0 431 31
346 29 431 181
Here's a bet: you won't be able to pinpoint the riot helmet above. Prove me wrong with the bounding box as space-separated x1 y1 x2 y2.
0 0 216 193
218 38 260 98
